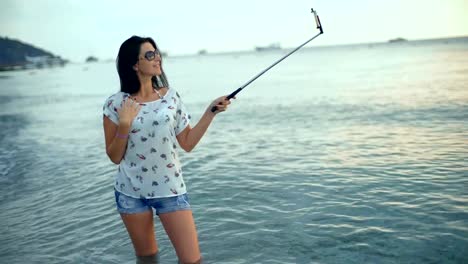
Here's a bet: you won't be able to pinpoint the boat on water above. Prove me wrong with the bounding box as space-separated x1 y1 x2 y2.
255 43 281 51
388 37 408 43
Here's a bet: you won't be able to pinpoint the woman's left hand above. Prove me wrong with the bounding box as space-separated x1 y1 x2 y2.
209 95 235 115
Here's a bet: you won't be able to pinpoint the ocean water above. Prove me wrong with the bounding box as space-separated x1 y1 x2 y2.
0 37 467 263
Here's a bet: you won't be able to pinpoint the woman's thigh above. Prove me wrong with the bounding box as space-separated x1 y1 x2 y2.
120 210 159 257
159 210 201 263
115 190 158 256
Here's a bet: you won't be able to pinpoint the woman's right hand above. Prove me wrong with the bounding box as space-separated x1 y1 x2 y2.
117 98 141 126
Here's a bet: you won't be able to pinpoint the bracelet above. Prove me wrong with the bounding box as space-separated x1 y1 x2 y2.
116 132 129 139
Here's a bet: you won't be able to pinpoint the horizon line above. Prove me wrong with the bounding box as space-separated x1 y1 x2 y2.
4 34 465 63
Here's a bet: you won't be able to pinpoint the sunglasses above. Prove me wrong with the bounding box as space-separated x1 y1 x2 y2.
140 50 161 61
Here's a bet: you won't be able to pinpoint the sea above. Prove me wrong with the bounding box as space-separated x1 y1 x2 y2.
0 37 467 263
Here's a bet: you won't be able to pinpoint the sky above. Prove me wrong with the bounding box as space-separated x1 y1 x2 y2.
1 0 468 62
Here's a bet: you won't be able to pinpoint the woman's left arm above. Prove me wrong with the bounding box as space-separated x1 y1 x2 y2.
176 96 232 152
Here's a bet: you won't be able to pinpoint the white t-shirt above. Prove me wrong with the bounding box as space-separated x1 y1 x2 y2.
103 88 191 198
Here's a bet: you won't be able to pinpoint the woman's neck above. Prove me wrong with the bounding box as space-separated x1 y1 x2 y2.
136 76 154 98
139 83 154 97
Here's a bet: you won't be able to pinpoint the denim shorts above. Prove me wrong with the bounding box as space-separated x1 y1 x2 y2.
114 189 191 215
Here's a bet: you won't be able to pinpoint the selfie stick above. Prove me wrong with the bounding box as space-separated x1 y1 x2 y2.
211 8 323 113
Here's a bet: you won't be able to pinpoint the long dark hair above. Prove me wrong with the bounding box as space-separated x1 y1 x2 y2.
116 36 169 94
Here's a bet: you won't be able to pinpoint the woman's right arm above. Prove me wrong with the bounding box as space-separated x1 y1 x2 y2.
103 98 141 164
103 118 131 164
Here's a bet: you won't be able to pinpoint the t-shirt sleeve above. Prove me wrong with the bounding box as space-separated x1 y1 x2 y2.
175 91 191 135
103 95 119 125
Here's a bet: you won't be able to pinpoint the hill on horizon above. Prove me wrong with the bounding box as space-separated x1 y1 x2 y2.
0 37 66 67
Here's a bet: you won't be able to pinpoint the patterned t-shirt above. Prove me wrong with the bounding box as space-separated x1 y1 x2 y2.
103 88 191 198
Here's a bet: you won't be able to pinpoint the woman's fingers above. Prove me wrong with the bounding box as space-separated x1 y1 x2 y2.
217 98 231 106
124 99 132 108
212 95 235 113
119 99 141 118
216 105 228 111
123 98 140 109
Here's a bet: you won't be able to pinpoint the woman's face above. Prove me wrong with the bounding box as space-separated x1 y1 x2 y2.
135 42 162 76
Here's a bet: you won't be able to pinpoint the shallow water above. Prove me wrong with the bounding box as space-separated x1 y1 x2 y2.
1 37 467 263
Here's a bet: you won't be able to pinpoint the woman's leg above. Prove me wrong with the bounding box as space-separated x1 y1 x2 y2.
136 253 160 264
158 210 201 263
120 210 159 257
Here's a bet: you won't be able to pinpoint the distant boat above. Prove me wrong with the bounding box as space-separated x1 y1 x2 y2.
86 56 98 63
388 37 408 43
198 49 207 55
255 43 281 52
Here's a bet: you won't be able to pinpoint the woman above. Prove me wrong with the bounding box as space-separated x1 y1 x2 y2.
103 36 232 264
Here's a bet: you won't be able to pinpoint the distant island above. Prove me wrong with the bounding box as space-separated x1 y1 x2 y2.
198 49 207 55
388 37 408 43
255 43 281 52
0 36 68 71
